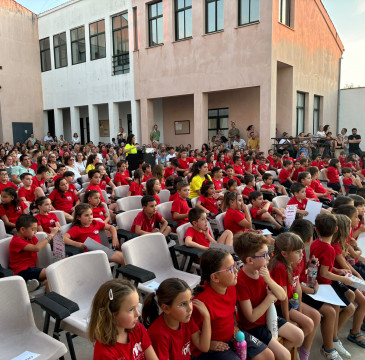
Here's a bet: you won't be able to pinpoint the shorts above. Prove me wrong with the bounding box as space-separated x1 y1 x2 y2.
328 183 341 192
281 181 292 189
353 262 365 279
331 281 355 307
276 302 295 318
246 317 286 345
302 293 325 311
17 267 43 281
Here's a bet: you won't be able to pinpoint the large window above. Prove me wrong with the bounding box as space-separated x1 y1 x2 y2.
148 2 163 47
208 108 229 141
39 37 51 72
206 0 224 34
175 0 192 41
279 0 292 27
313 95 320 133
296 92 305 135
71 26 86 65
239 0 259 26
112 12 130 75
89 19 106 60
53 32 68 69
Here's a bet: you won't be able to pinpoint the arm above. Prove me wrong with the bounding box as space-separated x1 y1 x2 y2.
23 237 49 252
0 215 15 228
144 346 158 360
63 233 86 250
280 286 290 321
11 174 21 185
241 205 252 229
185 236 209 250
104 224 119 248
159 217 169 234
133 225 151 236
191 300 211 353
256 201 270 216
173 211 189 220
319 264 353 286
196 200 209 214
260 267 286 301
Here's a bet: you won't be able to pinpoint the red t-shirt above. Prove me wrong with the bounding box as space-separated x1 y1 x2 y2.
131 211 163 233
310 239 335 285
53 175 62 183
344 162 356 171
49 189 78 213
171 197 190 227
152 194 161 205
223 176 241 188
18 184 37 203
68 183 77 194
326 167 339 184
310 179 331 199
169 192 179 202
296 250 307 284
224 208 247 234
178 158 190 170
332 242 343 269
287 196 308 211
279 168 290 184
291 168 300 182
164 167 177 179
148 313 198 360
244 163 258 175
261 184 276 192
9 234 38 274
93 323 151 360
258 164 268 174
236 269 268 329
343 177 353 192
0 181 18 192
35 212 59 234
283 157 294 164
0 201 27 224
318 161 329 170
143 173 152 183
67 220 105 245
212 178 222 191
269 160 282 170
233 165 244 176
215 162 226 171
129 182 143 196
250 205 273 221
185 226 212 247
114 172 130 186
100 176 111 190
32 176 45 189
305 186 319 201
92 206 107 221
339 156 347 167
242 186 254 198
198 195 219 215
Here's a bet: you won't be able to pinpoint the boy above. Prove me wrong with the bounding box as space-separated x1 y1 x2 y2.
234 231 302 360
85 170 106 203
223 165 241 188
18 173 45 204
269 153 282 171
278 160 293 188
342 167 362 194
52 164 67 183
257 156 268 175
242 174 255 201
176 148 191 176
171 181 190 227
211 167 224 193
32 165 48 189
266 149 274 164
131 195 171 237
0 168 17 192
338 151 347 168
244 156 261 180
142 163 152 183
114 160 131 186
9 214 51 292
261 173 287 196
166 147 176 162
308 166 337 202
318 155 330 170
63 170 79 195
233 156 245 178
298 172 319 202
184 208 233 250
287 183 309 216
158 148 168 167
164 158 178 179
299 158 309 172
282 150 294 164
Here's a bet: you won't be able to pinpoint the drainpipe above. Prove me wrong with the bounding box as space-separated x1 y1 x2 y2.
336 57 342 133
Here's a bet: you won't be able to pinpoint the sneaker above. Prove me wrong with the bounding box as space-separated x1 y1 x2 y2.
320 347 343 360
26 279 39 293
333 340 351 359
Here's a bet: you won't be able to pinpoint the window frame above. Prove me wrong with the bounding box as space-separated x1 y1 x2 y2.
238 0 260 26
175 0 192 41
313 95 320 133
296 92 305 135
112 12 130 75
205 0 224 34
279 0 292 27
89 19 106 61
208 108 229 140
70 25 86 65
39 37 51 72
53 32 68 69
148 1 164 47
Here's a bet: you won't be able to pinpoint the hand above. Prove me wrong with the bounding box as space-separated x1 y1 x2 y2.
112 238 119 249
259 266 271 282
342 276 353 286
151 228 160 233
193 299 210 319
338 269 351 276
309 255 319 267
209 341 230 352
267 289 277 303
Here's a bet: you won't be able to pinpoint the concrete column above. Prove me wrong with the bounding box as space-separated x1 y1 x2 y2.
140 98 154 144
88 104 99 144
305 93 313 134
54 108 64 138
109 102 119 142
193 92 208 149
43 111 49 134
131 100 141 141
70 106 81 140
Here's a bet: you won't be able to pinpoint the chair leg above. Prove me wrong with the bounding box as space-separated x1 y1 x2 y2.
66 332 77 360
43 313 50 334
169 247 179 269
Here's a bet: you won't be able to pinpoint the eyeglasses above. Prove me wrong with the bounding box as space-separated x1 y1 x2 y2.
251 252 271 260
213 262 237 275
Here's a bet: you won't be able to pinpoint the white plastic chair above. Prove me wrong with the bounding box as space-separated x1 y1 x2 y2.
159 189 170 203
157 201 173 221
114 185 130 198
80 174 89 183
117 195 143 211
272 195 290 208
256 181 264 192
0 276 67 359
81 182 90 191
116 209 142 232
0 219 12 238
215 212 226 233
101 190 109 203
50 210 67 227
191 197 199 208
339 176 346 195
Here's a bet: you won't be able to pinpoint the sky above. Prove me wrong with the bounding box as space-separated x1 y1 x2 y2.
15 0 365 88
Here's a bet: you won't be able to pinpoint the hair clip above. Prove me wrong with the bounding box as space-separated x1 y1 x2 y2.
109 289 113 301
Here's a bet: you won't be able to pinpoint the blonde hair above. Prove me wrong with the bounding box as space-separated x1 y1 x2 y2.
332 214 351 256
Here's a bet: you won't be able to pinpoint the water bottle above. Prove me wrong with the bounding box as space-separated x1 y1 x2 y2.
346 254 356 266
234 331 247 360
289 292 299 310
307 259 318 288
266 303 278 339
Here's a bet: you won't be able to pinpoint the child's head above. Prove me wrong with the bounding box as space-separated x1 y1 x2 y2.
294 160 300 168
349 194 365 217
212 167 223 179
72 203 93 227
243 174 255 186
329 158 340 168
152 164 164 180
333 205 359 229
233 232 270 266
170 159 179 169
315 213 338 237
298 171 311 186
262 173 273 184
88 279 138 344
200 180 215 197
142 163 151 173
55 177 69 193
233 156 242 165
0 168 8 181
84 190 101 206
282 159 293 169
290 182 306 199
332 214 351 250
133 169 144 182
35 196 52 213
20 172 33 187
63 170 75 183
333 196 354 209
15 214 38 236
188 208 208 230
225 165 234 177
299 158 308 167
289 219 313 245
1 187 18 205
248 191 264 207
308 166 319 179
341 167 352 178
223 191 242 211
357 187 365 199
117 160 127 172
141 195 157 216
177 181 190 199
37 165 49 177
268 149 274 156
227 178 238 192
146 178 161 196
57 164 66 175
88 169 101 185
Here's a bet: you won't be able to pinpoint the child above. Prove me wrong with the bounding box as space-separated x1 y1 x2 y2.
0 168 17 192
176 148 192 177
192 248 273 360
35 196 61 236
64 204 124 264
297 172 320 202
324 159 341 192
282 150 294 164
211 167 224 193
164 159 179 179
223 192 252 234
152 164 165 189
171 181 190 227
196 180 220 217
249 191 285 231
269 153 282 171
215 153 226 171
338 151 347 168
85 154 98 174
166 147 176 162
0 187 28 232
63 170 79 195
52 164 67 183
308 166 337 202
142 163 152 183
242 174 256 201
257 156 268 175
18 172 45 204
146 178 162 205
32 165 48 190
261 173 287 196
318 155 331 170
127 169 144 197
223 165 241 188
310 154 322 168
349 194 365 239
342 167 362 194
287 183 309 217
158 149 168 167
244 156 261 180
168 176 184 202
88 279 158 360
278 160 293 188
9 214 50 292
95 163 116 195
227 179 238 193
114 160 132 186
185 208 233 250
233 156 245 178
266 149 274 164
49 177 79 222
291 160 301 182
269 233 315 360
85 170 106 203
131 195 171 237
234 232 303 360
84 190 110 224
142 278 211 359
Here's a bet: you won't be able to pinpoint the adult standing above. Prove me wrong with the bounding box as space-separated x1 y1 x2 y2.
348 128 362 158
228 121 240 147
124 133 139 157
117 126 127 141
246 125 257 141
150 124 160 144
27 133 37 146
340 128 349 155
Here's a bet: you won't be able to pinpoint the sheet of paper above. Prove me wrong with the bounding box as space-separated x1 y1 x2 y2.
285 205 297 228
346 274 365 291
52 231 65 260
261 229 273 236
146 281 160 291
11 352 40 360
303 200 322 224
304 284 346 306
357 233 365 255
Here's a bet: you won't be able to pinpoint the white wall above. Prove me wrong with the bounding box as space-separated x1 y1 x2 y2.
339 88 365 134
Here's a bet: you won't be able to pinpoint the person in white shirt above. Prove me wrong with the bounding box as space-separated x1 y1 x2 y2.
72 133 80 145
43 132 54 143
232 135 247 149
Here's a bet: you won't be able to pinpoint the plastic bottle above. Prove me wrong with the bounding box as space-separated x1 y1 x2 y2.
346 254 356 266
307 259 318 288
234 331 247 360
266 303 278 339
289 292 299 310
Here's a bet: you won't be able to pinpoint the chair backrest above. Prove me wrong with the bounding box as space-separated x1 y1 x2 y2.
80 192 86 202
35 232 53 268
256 181 263 192
156 201 173 221
0 219 10 239
101 190 109 203
114 185 130 198
93 218 110 247
81 174 89 183
159 189 170 203
215 212 226 233
117 196 143 212
46 251 112 307
272 195 290 208
339 176 346 195
101 202 110 216
0 236 12 268
265 170 277 178
176 223 192 245
122 233 172 272
319 168 327 181
60 223 72 237
116 209 141 231
82 182 90 191
191 197 199 208
237 185 246 194
50 210 67 227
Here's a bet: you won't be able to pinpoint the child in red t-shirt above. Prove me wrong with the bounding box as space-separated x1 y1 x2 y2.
89 279 157 360
223 192 251 234
63 171 80 196
143 278 210 360
142 163 152 183
287 183 309 217
338 151 347 168
223 165 241 188
297 172 319 202
342 167 362 194
278 160 293 188
269 153 282 171
233 156 245 179
291 160 301 182
242 174 255 201
211 167 224 194
0 168 17 192
32 166 48 190
176 148 191 177
164 159 179 179
308 167 337 202
35 196 61 235
84 190 110 224
215 153 226 172
145 178 162 205
257 156 268 175
95 163 116 196
244 156 261 180
114 160 132 186
85 170 107 203
171 181 190 227
196 180 220 216
127 169 144 197
323 159 341 192
18 172 45 205
261 173 288 197
266 149 274 164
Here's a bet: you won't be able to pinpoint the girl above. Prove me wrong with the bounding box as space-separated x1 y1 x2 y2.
168 176 184 202
196 180 220 217
142 278 211 359
75 152 86 174
35 196 61 236
64 204 124 264
146 178 161 205
189 161 211 199
95 163 116 197
84 190 110 224
269 233 315 360
85 154 99 174
223 192 252 234
88 279 158 360
0 187 27 232
189 150 197 163
127 169 144 197
323 158 341 192
49 177 79 222
215 153 226 172
114 160 132 186
152 164 165 189
192 248 273 360
227 179 238 193
206 153 215 173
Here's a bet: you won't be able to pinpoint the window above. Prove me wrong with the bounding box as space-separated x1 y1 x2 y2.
53 32 68 69
70 26 86 65
208 108 229 140
239 0 259 25
206 0 224 33
112 12 129 75
279 0 291 27
313 95 320 133
175 0 192 40
148 2 163 47
89 20 106 60
39 37 51 72
296 92 305 135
